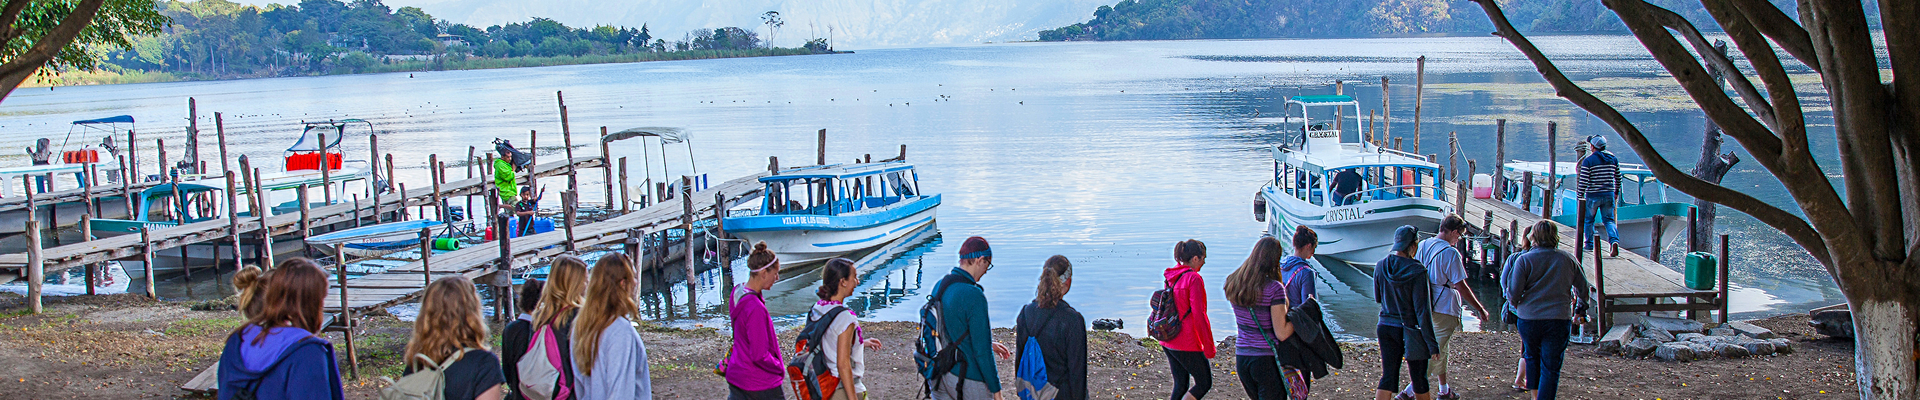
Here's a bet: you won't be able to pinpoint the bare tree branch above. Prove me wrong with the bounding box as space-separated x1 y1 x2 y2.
1804 0 1906 260
0 0 29 44
1643 0 1777 130
1467 0 1833 267
1601 0 1788 168
1726 0 1822 73
1701 0 1811 154
0 0 107 102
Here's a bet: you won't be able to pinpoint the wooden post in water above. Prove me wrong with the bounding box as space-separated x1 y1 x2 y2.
25 220 41 313
225 172 243 270
240 156 256 215
319 133 333 203
420 228 433 287
1686 206 1699 253
82 164 95 218
898 145 907 161
493 191 515 325
467 146 476 219
352 195 362 228
528 130 538 167
157 138 168 185
817 129 828 165
429 154 442 220
558 92 578 190
1543 122 1557 219
1575 198 1589 261
141 227 155 299
298 184 312 259
254 168 274 267
1521 171 1535 213
383 154 395 222
334 242 357 380
1649 214 1667 260
618 157 631 213
601 126 613 210
1380 77 1391 143
681 175 696 304
1334 80 1344 132
1494 119 1507 199
119 155 133 214
370 135 382 220
187 98 200 170
1593 225 1607 329
562 191 578 252
127 126 139 183
1367 110 1376 146
1412 56 1426 153
715 192 732 311
1717 234 1730 324
215 113 231 178
82 214 94 295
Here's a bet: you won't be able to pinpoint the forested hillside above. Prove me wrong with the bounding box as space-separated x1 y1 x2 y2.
1037 0 1847 41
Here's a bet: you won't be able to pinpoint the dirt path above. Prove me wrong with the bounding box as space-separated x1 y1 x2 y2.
0 292 1859 399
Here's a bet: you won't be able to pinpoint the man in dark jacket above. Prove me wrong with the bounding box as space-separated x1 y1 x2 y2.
1373 225 1439 400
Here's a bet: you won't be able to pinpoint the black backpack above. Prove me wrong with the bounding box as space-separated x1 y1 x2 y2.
915 274 975 399
788 305 849 400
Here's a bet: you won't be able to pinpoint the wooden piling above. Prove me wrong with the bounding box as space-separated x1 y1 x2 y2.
319 133 333 203
215 113 231 177
82 165 96 217
1367 110 1376 146
298 184 312 259
430 154 442 220
715 192 732 311
420 228 433 287
1650 215 1667 260
558 92 577 190
26 220 41 313
898 145 907 161
1594 225 1607 328
352 195 362 228
1576 198 1589 260
157 138 168 182
1544 122 1557 219
370 135 382 218
1380 77 1391 142
562 191 578 252
467 146 476 219
1334 80 1344 132
383 154 395 221
1412 56 1426 153
141 227 155 299
529 130 538 167
1494 119 1507 198
493 189 514 324
681 175 696 303
618 157 631 213
601 126 613 209
817 129 828 165
120 155 133 213
253 168 273 267
240 156 256 213
334 242 357 380
82 214 94 295
1687 206 1699 253
187 98 200 169
1717 234 1730 324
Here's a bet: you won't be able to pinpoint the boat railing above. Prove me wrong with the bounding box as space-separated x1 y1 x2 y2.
1339 183 1444 205
1373 146 1431 162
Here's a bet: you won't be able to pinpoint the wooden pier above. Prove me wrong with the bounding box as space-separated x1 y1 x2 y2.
0 156 603 284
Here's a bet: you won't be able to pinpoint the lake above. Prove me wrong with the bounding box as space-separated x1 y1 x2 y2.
0 34 1848 338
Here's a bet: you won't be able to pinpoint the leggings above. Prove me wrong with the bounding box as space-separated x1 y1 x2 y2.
1235 355 1284 400
728 384 785 400
1164 348 1212 400
1376 325 1430 394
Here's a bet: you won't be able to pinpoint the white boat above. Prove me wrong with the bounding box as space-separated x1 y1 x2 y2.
1254 94 1453 267
722 161 940 266
1497 161 1691 257
180 119 373 206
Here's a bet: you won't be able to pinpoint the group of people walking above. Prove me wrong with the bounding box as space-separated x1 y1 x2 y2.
212 215 1590 400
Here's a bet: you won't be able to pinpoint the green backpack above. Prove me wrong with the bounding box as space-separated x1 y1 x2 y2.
379 348 472 400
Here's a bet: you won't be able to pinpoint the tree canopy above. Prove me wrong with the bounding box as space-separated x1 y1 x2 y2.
0 0 167 101
1037 0 1841 41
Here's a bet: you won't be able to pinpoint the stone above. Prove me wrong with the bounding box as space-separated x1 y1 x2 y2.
1676 333 1706 342
1714 342 1750 358
1598 325 1636 354
1654 342 1696 362
1707 327 1737 337
1739 339 1777 356
1092 318 1124 331
1686 335 1726 344
1727 321 1777 339
1810 310 1854 338
1687 342 1719 359
1641 316 1707 335
1640 327 1677 343
1624 338 1660 357
1769 338 1796 354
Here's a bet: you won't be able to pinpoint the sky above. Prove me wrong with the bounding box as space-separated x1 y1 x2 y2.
231 0 1118 48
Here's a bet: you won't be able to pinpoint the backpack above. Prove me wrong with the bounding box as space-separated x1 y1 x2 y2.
915 274 975 399
516 323 570 400
1147 270 1195 342
379 348 472 400
1012 311 1058 400
787 305 849 400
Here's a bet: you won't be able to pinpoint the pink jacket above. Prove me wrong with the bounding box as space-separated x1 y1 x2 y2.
1160 265 1216 358
725 285 784 391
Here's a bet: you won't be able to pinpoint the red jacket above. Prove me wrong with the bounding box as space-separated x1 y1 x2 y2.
1160 265 1216 358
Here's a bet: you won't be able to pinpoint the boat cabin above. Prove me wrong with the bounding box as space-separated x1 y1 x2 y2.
756 161 922 217
1271 95 1444 208
286 119 370 172
1500 161 1687 222
89 183 223 234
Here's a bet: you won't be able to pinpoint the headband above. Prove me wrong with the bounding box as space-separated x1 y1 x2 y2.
960 249 992 260
753 254 780 272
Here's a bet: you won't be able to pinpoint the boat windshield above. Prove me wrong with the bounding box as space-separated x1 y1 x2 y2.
1273 162 1440 207
761 168 921 216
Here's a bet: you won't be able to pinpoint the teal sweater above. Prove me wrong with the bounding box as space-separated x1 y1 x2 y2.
938 267 1000 392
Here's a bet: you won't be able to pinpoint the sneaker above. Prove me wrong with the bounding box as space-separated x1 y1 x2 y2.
1393 392 1414 400
1438 391 1461 400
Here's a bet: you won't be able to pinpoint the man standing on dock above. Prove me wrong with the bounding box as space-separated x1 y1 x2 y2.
1401 215 1487 400
1576 135 1621 256
493 141 521 213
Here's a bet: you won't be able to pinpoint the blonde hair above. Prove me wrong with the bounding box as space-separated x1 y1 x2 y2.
534 255 589 327
573 253 639 376
232 265 266 318
405 277 490 369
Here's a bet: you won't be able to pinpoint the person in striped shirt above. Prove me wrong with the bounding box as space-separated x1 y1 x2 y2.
1576 135 1621 254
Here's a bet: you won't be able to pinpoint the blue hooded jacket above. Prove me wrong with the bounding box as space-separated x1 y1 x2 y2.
217 325 345 400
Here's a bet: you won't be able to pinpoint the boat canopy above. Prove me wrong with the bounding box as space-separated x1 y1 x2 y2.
763 161 915 182
603 127 687 144
288 119 371 152
1504 161 1658 181
1287 95 1360 106
73 115 135 125
139 182 221 199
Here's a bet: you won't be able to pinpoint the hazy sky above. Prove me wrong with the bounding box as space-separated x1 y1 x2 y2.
225 0 1116 48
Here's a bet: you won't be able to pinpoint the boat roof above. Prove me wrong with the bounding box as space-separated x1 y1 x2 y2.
73 115 134 125
1287 95 1359 107
1278 143 1437 171
1504 161 1654 178
288 119 371 152
140 182 222 198
603 127 687 144
763 161 915 182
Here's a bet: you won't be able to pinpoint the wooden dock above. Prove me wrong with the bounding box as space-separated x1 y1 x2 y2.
1448 184 1729 328
0 156 604 283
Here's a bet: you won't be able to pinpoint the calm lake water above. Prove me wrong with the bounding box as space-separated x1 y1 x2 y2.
0 34 1849 338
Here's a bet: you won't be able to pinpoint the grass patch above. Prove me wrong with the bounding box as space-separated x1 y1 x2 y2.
166 316 245 337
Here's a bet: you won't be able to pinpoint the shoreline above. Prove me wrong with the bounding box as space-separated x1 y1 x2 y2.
0 292 1857 399
23 48 845 89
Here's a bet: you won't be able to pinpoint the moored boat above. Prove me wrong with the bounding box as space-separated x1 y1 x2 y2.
722 161 940 267
1255 94 1453 268
1496 161 1691 257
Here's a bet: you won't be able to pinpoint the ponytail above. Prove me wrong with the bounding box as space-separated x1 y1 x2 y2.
816 258 855 300
1035 255 1072 308
1291 225 1318 251
1174 239 1207 265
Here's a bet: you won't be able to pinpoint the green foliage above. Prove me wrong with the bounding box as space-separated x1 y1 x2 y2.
1036 0 1810 41
4 0 169 72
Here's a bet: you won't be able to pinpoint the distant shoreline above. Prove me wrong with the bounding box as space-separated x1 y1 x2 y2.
25 47 850 89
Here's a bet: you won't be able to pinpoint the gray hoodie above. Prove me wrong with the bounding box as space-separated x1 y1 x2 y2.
1500 247 1593 320
573 317 652 400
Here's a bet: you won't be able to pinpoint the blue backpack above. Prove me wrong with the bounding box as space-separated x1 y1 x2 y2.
1013 323 1057 400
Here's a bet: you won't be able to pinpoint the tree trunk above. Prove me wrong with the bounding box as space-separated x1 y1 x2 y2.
1690 41 1739 251
1840 264 1920 398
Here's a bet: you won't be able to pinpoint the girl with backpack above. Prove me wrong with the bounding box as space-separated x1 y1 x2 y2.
810 257 884 400
399 276 506 400
572 253 653 400
1013 255 1087 400
217 258 344 400
512 255 590 400
1222 236 1300 400
1160 239 1215 400
503 279 544 400
727 243 786 400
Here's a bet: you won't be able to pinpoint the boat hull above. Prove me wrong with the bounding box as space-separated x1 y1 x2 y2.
1261 187 1451 268
730 206 939 266
0 198 133 234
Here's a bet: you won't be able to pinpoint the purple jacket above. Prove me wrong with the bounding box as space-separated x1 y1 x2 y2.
725 285 784 391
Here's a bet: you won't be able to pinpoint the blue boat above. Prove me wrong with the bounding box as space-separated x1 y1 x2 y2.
305 219 450 257
721 161 940 266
